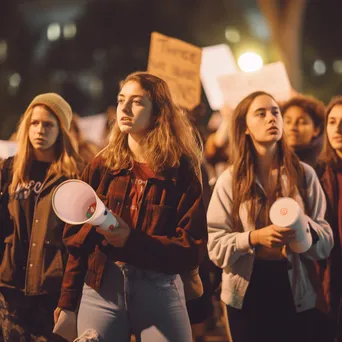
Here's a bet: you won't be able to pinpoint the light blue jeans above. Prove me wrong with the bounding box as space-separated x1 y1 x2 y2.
77 261 192 342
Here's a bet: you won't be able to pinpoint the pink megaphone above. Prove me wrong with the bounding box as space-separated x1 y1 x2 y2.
269 197 312 253
52 179 119 231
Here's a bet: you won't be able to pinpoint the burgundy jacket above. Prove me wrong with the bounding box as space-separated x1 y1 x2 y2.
58 155 208 310
317 164 341 310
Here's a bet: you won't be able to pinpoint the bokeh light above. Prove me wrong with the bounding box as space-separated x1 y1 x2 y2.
238 52 263 72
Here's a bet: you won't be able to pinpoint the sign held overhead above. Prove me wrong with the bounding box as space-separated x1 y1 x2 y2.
218 62 292 109
147 32 202 110
200 44 238 110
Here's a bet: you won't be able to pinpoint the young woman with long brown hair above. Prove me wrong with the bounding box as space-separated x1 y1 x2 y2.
207 91 333 342
317 96 342 341
0 93 81 341
54 72 207 342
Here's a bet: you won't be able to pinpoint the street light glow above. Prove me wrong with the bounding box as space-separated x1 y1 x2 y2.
238 52 263 72
47 23 61 41
63 23 77 39
313 59 326 76
9 73 21 88
225 27 240 44
333 60 342 74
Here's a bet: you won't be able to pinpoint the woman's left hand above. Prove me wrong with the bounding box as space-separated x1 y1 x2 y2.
96 215 131 247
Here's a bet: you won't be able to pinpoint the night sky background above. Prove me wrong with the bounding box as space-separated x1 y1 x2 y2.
1 0 342 139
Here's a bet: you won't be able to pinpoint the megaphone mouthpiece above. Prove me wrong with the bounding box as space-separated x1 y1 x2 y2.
52 180 118 231
270 197 312 253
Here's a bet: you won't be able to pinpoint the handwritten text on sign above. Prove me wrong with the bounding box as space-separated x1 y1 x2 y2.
147 32 202 110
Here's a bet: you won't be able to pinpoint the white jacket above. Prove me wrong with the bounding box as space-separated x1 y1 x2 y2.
207 162 333 312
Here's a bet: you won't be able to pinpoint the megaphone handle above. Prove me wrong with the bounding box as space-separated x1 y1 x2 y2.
98 209 119 231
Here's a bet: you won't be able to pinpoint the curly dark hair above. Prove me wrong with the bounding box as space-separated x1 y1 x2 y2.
281 95 325 131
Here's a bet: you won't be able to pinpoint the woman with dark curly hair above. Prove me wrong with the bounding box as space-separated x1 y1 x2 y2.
282 95 325 168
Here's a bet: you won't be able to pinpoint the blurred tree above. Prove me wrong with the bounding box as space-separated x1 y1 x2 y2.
258 0 308 91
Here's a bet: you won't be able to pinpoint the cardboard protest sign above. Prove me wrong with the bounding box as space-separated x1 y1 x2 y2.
218 61 291 108
200 44 238 110
0 140 17 159
147 32 202 110
77 113 107 146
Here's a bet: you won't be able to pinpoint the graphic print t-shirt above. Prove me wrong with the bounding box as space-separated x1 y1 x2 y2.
13 160 51 242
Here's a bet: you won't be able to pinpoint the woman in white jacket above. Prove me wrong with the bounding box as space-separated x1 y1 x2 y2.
207 91 333 342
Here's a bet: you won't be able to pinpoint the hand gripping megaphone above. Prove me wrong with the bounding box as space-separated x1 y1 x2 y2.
52 179 119 231
269 197 312 253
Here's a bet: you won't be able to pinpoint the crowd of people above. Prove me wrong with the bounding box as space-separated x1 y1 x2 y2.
0 71 341 342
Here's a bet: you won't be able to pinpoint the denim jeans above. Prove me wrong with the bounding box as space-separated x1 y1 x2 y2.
77 261 192 342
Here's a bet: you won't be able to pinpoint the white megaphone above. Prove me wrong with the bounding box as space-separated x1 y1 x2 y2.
52 179 119 231
269 197 312 253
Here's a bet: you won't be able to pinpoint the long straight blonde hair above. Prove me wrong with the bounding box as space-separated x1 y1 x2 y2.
102 72 202 180
229 91 307 229
10 104 81 192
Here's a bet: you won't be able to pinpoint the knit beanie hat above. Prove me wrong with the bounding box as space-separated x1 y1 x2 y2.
27 93 72 130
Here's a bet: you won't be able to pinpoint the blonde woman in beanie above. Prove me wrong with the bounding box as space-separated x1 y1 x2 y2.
0 93 82 341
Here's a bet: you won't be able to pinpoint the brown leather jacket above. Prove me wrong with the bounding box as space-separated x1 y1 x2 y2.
58 155 208 310
0 158 70 296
